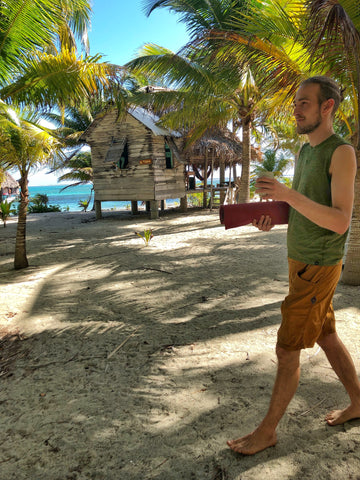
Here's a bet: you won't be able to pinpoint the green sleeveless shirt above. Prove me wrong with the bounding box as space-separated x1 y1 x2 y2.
287 134 350 266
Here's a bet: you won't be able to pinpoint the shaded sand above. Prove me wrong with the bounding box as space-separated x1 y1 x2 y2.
1 209 360 480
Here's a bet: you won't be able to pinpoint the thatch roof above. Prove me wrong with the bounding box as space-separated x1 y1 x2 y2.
0 171 19 190
182 128 262 168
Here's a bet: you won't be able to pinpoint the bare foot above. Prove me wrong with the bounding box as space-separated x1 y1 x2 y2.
227 428 277 455
326 404 360 426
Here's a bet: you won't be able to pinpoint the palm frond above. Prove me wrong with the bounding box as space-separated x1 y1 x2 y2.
0 50 112 107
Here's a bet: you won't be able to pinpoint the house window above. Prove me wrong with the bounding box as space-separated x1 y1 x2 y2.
165 143 173 169
119 142 129 169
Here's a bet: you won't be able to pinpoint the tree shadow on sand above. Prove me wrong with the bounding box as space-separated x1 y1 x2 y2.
0 210 359 479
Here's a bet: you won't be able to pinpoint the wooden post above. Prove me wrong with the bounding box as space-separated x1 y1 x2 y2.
203 151 208 209
227 161 233 204
220 160 226 204
209 152 215 210
131 201 138 215
180 196 187 212
150 200 158 219
160 199 166 211
95 200 102 220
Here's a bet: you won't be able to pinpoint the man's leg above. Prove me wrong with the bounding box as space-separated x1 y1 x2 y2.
317 332 360 425
227 345 301 455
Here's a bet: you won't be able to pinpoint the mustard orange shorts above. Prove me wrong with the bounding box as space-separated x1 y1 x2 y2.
277 258 343 351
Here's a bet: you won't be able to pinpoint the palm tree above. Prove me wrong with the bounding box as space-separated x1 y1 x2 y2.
0 1 120 112
249 148 293 198
0 109 64 268
0 1 125 269
251 149 292 179
128 0 269 203
129 0 315 203
206 0 360 284
129 47 263 202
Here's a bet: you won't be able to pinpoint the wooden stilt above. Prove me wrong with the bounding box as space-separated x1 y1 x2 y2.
95 200 102 219
180 196 187 212
209 152 215 210
131 201 139 215
150 200 158 219
203 151 208 208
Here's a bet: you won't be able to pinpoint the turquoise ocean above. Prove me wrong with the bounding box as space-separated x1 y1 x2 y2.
23 185 179 212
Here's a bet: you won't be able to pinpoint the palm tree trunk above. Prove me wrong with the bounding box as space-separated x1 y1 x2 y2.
342 148 360 285
14 174 29 269
237 120 251 203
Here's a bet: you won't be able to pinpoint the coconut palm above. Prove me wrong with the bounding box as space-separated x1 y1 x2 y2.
129 47 262 202
249 148 293 198
128 0 271 203
0 1 120 112
130 0 316 202
251 149 293 179
0 109 64 268
205 0 360 284
0 0 125 269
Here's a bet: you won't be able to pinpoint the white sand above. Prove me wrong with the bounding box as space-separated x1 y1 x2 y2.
0 209 360 480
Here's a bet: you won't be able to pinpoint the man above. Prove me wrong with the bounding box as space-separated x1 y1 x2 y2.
227 76 360 455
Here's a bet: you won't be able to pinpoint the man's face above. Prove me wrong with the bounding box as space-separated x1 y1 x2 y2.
293 83 323 134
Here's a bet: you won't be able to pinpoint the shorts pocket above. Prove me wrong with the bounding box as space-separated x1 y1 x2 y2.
296 264 324 285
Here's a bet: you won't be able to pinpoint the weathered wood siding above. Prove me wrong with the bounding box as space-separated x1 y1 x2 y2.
85 109 185 202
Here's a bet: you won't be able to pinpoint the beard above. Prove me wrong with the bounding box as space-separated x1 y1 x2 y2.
296 113 322 134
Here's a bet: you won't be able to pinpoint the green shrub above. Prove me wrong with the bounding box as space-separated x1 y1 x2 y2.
28 193 61 213
187 192 203 207
135 229 154 246
0 200 14 227
78 200 89 212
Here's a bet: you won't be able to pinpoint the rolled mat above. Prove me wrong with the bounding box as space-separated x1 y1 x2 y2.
219 201 289 230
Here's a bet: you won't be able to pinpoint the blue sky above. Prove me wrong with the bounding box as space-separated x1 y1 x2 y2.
89 0 189 66
30 0 189 186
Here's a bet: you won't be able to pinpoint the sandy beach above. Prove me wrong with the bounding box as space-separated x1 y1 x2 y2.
1 208 360 480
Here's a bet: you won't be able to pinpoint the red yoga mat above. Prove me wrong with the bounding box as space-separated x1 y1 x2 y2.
219 201 290 230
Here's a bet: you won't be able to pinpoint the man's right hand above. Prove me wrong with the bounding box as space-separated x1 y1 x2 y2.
252 215 274 231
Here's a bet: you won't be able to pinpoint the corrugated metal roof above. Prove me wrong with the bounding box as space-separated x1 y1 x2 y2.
129 107 181 138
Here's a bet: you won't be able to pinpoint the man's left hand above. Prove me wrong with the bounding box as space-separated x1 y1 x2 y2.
255 177 290 201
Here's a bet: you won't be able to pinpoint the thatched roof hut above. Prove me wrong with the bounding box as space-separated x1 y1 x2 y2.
0 172 19 200
182 128 262 168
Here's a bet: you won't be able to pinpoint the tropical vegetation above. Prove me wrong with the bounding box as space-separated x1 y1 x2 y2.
249 149 293 198
0 0 122 269
0 200 13 227
28 193 61 214
0 109 64 268
1 0 360 284
57 151 94 209
128 0 360 284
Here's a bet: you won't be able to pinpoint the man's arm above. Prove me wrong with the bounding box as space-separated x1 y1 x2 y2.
256 144 357 234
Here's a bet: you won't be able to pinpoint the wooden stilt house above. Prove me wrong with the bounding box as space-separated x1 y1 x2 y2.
80 106 186 219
